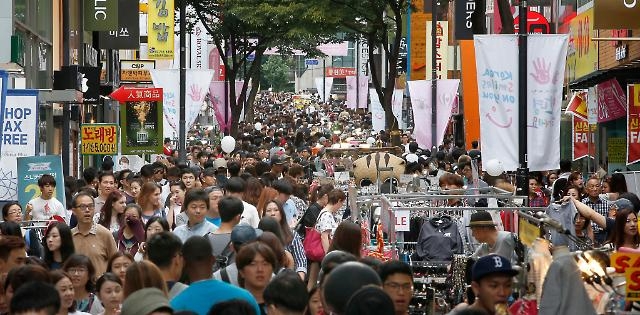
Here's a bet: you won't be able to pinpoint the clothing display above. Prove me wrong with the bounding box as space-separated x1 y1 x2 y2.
545 202 577 249
527 238 552 303
416 216 463 261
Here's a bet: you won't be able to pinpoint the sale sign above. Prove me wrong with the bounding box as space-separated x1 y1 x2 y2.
628 84 640 165
572 115 595 161
626 268 640 301
81 124 118 155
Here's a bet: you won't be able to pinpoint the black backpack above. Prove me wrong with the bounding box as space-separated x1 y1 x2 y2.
212 241 234 273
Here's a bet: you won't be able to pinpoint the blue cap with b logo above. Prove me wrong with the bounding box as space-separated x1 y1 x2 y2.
472 254 519 282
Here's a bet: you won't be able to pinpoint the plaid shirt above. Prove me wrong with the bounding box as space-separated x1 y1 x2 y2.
582 196 610 234
529 189 549 207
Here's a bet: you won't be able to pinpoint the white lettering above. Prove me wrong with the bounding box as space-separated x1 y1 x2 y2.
492 256 503 268
94 0 107 20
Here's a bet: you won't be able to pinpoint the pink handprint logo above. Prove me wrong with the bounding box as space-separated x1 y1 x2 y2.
530 58 552 84
188 84 203 101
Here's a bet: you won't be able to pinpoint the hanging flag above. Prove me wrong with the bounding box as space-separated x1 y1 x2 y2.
572 115 595 161
150 69 215 140
475 35 519 171
314 77 333 102
208 81 244 133
345 76 368 109
566 92 588 120
407 79 460 150
369 88 386 132
597 78 627 123
628 84 640 165
526 34 568 171
147 0 175 59
392 89 404 128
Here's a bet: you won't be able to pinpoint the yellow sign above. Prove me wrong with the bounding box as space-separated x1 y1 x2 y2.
634 84 640 107
608 137 626 163
566 7 598 82
81 124 118 155
518 217 540 247
120 60 156 83
147 0 174 59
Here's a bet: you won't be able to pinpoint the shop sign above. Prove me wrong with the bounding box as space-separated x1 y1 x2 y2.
455 0 477 40
596 78 627 123
572 115 596 161
565 8 598 82
325 67 357 78
120 60 155 83
628 84 640 164
80 124 118 155
147 0 175 59
394 210 410 232
513 10 550 34
98 0 140 49
410 2 429 80
84 0 118 31
615 45 628 61
426 21 449 79
594 0 640 29
611 252 640 301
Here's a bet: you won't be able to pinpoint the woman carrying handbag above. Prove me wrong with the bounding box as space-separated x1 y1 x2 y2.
305 189 346 290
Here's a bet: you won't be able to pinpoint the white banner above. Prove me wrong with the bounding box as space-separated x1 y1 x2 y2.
190 21 208 69
392 89 404 129
0 90 39 201
475 35 520 171
314 77 333 102
526 34 568 171
370 89 386 132
407 80 460 150
358 41 370 77
345 76 369 109
426 21 449 79
587 87 598 124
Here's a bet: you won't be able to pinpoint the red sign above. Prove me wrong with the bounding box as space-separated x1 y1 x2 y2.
514 10 550 34
628 84 640 164
597 78 627 123
566 92 588 120
325 67 357 78
572 115 595 161
110 86 163 102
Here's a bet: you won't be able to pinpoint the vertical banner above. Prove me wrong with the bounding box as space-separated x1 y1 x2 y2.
147 0 175 59
392 89 404 129
0 90 39 201
460 40 480 150
17 155 66 209
208 81 245 133
474 35 519 171
426 21 449 79
587 87 598 124
84 0 118 31
597 78 627 123
345 76 369 109
526 34 568 171
369 89 386 132
314 77 333 102
572 115 595 161
151 69 214 139
358 42 370 77
410 7 428 80
407 79 460 150
190 21 208 69
0 71 7 154
98 0 140 49
628 84 640 165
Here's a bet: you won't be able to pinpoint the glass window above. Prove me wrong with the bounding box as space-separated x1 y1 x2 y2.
15 0 27 23
36 0 53 41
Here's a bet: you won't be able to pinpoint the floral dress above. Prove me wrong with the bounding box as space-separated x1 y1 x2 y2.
314 209 338 237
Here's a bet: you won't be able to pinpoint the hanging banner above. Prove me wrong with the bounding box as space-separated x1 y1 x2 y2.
147 0 175 59
410 9 429 80
460 40 480 150
407 79 460 150
84 0 118 31
98 0 140 49
475 35 519 171
0 89 39 201
392 89 404 128
597 78 627 123
566 7 598 82
80 124 118 155
314 77 333 102
358 42 370 77
566 91 588 120
587 87 598 124
0 71 8 154
370 88 386 132
119 89 164 155
628 84 640 165
208 81 245 133
345 76 369 109
426 21 449 79
572 115 595 161
190 21 208 69
151 69 215 140
526 34 568 171
17 155 66 209
455 0 479 40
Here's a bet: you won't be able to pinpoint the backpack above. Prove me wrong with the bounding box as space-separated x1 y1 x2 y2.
212 241 233 273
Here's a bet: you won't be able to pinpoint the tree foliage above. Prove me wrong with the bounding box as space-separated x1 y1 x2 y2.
261 56 292 92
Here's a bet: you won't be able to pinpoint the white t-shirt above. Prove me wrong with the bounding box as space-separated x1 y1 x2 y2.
28 197 66 221
240 201 260 228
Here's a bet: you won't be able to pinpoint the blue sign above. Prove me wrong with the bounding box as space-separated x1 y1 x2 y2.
246 54 255 62
305 59 319 66
17 155 66 209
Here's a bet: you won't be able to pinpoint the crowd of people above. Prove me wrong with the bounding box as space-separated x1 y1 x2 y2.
0 92 638 315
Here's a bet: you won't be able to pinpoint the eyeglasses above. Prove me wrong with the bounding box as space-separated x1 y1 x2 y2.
68 267 88 274
74 204 95 210
7 210 21 216
384 282 413 292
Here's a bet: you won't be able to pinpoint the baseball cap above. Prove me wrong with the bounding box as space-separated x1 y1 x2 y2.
121 288 172 315
611 198 634 212
472 254 519 282
467 211 497 228
213 158 227 169
231 224 263 246
319 136 328 143
271 155 288 165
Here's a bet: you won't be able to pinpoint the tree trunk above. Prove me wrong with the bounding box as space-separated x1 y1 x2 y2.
245 58 262 123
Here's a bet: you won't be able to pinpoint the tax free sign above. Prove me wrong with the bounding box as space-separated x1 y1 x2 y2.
0 87 39 201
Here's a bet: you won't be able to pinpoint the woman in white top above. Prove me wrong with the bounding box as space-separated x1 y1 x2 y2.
166 180 187 229
95 273 123 315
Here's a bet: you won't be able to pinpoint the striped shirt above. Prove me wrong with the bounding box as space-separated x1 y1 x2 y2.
287 231 307 274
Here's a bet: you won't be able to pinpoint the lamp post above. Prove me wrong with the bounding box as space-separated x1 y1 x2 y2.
516 0 529 200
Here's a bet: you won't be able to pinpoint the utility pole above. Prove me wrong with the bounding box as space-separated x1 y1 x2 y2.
178 0 187 165
516 0 529 199
430 0 438 149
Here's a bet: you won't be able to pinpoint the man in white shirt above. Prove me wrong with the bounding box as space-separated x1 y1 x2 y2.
26 174 66 221
94 172 116 214
224 177 260 228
